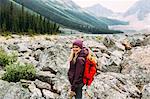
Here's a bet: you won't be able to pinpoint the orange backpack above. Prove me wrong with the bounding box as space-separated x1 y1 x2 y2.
83 48 97 86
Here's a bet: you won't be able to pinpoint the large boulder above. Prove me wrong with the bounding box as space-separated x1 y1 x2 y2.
126 34 145 47
35 71 70 98
121 45 150 86
92 72 141 99
0 80 30 99
34 79 51 91
143 35 150 46
42 89 59 99
103 35 116 48
38 43 70 75
98 50 124 73
28 82 43 99
141 83 150 99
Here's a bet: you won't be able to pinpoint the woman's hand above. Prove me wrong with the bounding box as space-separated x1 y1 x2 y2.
69 91 76 97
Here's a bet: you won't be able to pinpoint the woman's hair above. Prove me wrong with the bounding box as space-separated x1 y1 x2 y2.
69 49 75 62
86 48 97 63
69 47 96 62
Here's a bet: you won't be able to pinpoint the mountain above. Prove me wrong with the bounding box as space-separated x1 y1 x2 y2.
99 17 129 26
84 4 128 26
85 4 114 17
12 0 122 34
43 0 80 10
124 0 150 20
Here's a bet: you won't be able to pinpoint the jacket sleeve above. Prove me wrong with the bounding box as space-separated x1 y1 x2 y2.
71 57 85 91
67 61 74 85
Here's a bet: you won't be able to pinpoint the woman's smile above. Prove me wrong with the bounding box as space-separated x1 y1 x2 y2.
72 45 81 53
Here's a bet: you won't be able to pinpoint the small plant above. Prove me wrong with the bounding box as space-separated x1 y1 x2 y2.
1 32 12 37
2 63 36 82
0 48 17 67
28 29 36 37
96 36 103 41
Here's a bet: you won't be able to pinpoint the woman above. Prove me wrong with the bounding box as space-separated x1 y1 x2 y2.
68 39 89 99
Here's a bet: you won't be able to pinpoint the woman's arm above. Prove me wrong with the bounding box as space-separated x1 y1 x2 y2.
71 57 85 91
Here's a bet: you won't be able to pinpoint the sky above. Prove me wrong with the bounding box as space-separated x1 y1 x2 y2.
72 0 139 13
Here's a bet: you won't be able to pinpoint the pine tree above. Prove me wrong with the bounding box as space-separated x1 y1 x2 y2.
21 3 25 32
9 2 13 31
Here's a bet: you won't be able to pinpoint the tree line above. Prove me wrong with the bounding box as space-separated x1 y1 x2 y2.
0 0 60 34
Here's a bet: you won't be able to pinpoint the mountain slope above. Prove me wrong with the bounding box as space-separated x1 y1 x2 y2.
12 0 122 34
99 17 129 26
85 4 114 17
44 0 80 10
124 0 150 20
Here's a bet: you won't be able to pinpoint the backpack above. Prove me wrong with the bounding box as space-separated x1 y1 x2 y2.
83 48 97 86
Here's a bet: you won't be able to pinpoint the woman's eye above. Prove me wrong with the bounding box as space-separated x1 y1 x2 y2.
72 47 78 48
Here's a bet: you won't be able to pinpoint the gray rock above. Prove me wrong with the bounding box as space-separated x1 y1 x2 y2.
11 35 21 39
0 80 30 99
7 44 19 50
100 51 123 73
142 83 150 99
35 71 56 84
103 36 116 48
17 43 31 53
42 89 59 99
84 40 107 51
34 79 51 91
121 45 150 85
28 40 54 51
53 75 70 95
28 82 42 98
92 72 141 99
38 44 69 75
110 50 123 66
143 36 150 46
0 70 5 79
127 35 145 47
31 50 43 61
115 42 125 51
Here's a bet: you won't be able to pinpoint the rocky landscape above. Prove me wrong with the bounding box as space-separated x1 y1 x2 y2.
0 33 150 99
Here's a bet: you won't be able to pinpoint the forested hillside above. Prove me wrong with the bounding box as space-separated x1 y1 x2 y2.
0 0 60 34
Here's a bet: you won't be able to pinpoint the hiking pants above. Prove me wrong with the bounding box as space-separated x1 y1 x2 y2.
75 83 84 99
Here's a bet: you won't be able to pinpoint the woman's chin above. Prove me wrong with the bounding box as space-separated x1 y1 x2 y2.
74 52 78 54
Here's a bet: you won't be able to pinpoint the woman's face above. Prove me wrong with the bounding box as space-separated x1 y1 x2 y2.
72 45 81 54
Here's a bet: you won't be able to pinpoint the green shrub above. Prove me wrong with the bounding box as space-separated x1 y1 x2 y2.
0 48 17 67
1 32 12 37
96 36 103 41
2 63 36 82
